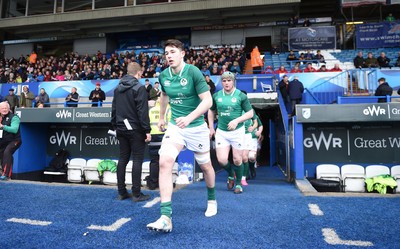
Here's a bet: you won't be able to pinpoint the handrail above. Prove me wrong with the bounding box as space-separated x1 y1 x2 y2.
337 95 396 104
31 101 112 108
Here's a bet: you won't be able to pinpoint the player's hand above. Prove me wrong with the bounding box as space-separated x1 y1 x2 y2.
158 119 166 132
209 127 215 139
175 116 190 129
227 120 238 131
248 126 255 133
145 133 151 143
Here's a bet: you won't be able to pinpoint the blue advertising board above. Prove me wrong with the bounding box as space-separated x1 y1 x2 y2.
356 21 400 49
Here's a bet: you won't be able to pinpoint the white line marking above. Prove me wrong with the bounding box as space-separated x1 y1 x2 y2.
143 197 161 208
308 203 324 216
87 218 131 232
322 228 373 247
7 218 52 226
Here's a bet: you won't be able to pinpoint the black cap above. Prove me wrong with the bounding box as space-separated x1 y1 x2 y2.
378 77 386 82
9 88 14 91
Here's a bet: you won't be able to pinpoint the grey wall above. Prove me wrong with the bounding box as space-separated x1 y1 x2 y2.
73 38 107 55
4 43 34 59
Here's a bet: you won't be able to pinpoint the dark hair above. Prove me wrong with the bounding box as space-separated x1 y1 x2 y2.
164 39 184 51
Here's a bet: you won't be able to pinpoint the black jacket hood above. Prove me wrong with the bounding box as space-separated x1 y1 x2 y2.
117 74 139 93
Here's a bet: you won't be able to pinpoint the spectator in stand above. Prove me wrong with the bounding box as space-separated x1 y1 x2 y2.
288 76 304 116
204 75 216 94
89 82 106 107
5 89 19 113
354 51 365 69
286 50 297 63
375 77 392 103
149 81 161 101
262 66 275 74
219 64 229 75
290 63 303 73
230 61 241 74
37 71 44 82
251 46 264 73
396 52 400 67
210 64 220 75
318 65 328 72
304 50 314 61
298 53 305 63
314 50 325 64
386 13 395 22
275 65 288 74
64 70 72 81
35 88 50 107
65 87 79 107
55 70 65 81
330 63 342 72
303 62 317 72
144 79 152 98
377 52 391 68
278 75 290 107
19 86 35 108
270 45 280 55
43 70 52 81
365 52 379 68
201 65 211 76
29 51 37 65
302 18 311 27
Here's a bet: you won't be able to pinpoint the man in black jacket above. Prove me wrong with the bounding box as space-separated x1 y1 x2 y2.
111 62 151 202
288 76 304 116
375 77 393 103
89 82 106 107
0 102 22 180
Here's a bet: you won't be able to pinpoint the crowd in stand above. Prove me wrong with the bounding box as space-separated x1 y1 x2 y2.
353 51 400 69
0 46 246 84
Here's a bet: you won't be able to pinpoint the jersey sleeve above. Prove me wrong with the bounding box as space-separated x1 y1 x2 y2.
240 92 253 112
210 92 217 111
191 66 209 95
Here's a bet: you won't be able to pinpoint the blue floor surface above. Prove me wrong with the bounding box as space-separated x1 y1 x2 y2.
1 166 400 249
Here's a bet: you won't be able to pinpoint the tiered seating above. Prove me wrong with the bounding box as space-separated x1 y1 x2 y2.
66 158 179 186
314 163 398 193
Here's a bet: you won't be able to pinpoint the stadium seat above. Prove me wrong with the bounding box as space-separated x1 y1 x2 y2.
365 165 390 178
67 158 86 183
83 159 102 183
102 159 118 185
260 82 273 92
341 164 365 192
316 164 341 182
390 165 400 193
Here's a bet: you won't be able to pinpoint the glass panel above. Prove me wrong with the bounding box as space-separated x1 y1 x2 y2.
64 0 92 12
28 0 54 16
4 0 26 18
94 0 124 9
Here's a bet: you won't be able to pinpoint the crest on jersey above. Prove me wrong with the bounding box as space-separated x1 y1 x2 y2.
231 97 237 103
218 98 222 102
180 78 188 86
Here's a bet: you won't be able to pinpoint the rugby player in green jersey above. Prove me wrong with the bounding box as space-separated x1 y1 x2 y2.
242 112 263 186
147 39 217 233
208 72 253 194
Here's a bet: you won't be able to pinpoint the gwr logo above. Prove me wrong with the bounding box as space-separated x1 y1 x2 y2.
49 131 77 146
303 131 342 151
363 105 386 116
56 109 72 119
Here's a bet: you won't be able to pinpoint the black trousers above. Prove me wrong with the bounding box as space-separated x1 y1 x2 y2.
148 134 163 186
116 130 146 196
291 99 301 115
0 140 22 178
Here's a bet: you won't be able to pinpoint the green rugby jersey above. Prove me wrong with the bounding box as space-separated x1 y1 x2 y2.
158 63 209 128
244 110 257 134
211 88 252 131
251 115 262 139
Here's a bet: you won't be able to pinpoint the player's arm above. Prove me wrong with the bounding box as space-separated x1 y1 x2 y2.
158 91 169 131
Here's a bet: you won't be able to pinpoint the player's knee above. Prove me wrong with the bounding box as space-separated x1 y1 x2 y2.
159 144 179 163
248 152 256 162
194 152 210 165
